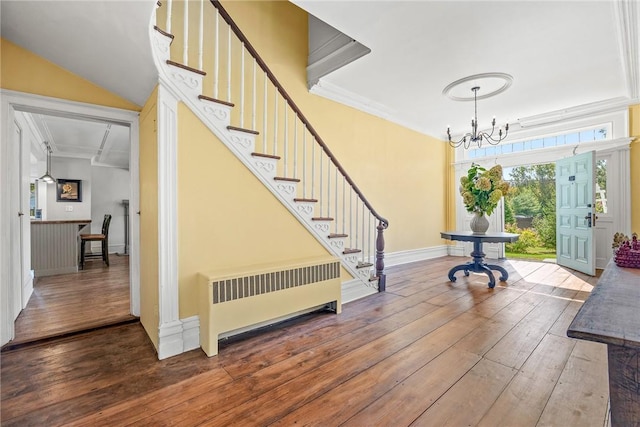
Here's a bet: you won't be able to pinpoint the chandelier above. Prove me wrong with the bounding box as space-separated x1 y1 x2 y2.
447 86 509 149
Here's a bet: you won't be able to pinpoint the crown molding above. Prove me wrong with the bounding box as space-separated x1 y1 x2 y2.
309 79 436 136
614 0 640 99
516 96 635 129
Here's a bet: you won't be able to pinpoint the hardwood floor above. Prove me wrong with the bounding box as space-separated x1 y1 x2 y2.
0 256 610 426
6 254 134 347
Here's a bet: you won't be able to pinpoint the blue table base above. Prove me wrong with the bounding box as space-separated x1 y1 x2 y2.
447 239 509 288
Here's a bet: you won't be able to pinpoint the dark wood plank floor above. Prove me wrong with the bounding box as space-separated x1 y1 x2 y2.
7 254 134 347
0 256 610 426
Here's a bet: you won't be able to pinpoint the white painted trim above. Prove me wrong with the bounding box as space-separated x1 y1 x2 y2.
0 97 15 345
23 272 34 310
515 97 634 130
157 316 200 359
182 315 200 352
150 30 376 289
447 243 466 257
385 245 449 267
307 31 370 89
156 83 181 358
129 118 141 317
342 278 377 304
0 89 141 347
456 103 631 163
310 79 395 123
614 0 640 99
157 320 184 360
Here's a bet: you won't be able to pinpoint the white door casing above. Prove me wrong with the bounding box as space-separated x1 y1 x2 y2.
556 151 596 276
453 106 631 269
10 121 23 319
0 89 141 347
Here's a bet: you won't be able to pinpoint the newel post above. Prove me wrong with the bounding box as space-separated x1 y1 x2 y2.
376 221 386 292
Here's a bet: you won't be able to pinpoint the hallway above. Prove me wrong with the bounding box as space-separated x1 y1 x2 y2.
4 255 134 349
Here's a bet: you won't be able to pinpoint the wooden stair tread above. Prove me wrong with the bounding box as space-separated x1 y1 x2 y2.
343 248 361 254
356 262 373 269
166 60 206 76
228 125 259 135
251 152 281 160
274 177 300 183
199 95 234 107
328 233 348 239
153 25 174 40
312 217 334 221
293 198 318 203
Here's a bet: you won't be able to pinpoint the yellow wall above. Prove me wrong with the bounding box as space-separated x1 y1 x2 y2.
219 1 448 252
630 104 640 232
0 38 140 111
139 86 160 348
177 103 331 318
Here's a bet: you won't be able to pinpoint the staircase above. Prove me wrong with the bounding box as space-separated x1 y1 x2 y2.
151 0 388 291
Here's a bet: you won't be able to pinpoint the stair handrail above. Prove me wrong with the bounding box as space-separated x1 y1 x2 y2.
210 0 389 230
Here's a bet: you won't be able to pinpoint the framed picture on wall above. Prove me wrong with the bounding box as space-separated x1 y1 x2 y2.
56 179 82 202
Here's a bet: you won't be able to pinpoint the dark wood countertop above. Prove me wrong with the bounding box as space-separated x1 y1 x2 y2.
31 219 91 225
567 260 640 349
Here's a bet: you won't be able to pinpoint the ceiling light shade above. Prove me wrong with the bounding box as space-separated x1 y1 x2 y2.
446 86 509 149
39 141 56 184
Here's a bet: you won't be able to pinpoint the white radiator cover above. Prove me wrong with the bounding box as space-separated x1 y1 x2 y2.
198 256 342 356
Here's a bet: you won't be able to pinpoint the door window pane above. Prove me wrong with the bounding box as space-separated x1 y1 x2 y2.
595 159 607 214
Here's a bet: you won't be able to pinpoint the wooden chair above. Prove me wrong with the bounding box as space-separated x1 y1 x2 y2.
80 214 111 270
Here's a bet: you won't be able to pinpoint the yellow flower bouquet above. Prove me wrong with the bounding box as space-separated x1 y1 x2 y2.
460 163 509 217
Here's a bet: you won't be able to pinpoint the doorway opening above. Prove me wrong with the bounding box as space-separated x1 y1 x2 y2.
503 163 557 262
1 90 140 348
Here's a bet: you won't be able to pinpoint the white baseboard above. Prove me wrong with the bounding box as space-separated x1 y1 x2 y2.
182 315 200 352
448 244 466 257
22 273 34 309
157 320 187 360
157 316 202 358
342 278 377 304
385 245 449 267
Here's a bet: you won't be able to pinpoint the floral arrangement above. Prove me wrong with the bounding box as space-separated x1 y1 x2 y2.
460 163 510 217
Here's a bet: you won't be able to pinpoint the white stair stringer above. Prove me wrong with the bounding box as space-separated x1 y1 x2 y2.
151 28 378 291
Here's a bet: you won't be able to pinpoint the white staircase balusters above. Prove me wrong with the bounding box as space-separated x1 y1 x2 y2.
166 0 172 33
182 0 188 64
198 0 204 70
262 71 267 152
152 0 388 290
213 9 219 99
252 59 257 131
226 26 231 102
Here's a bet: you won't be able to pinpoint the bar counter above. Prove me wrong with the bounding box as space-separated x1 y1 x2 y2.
31 219 91 276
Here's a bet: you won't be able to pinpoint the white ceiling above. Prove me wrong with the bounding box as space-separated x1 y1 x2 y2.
22 112 131 170
293 0 640 139
0 0 158 107
1 0 157 170
1 0 638 155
